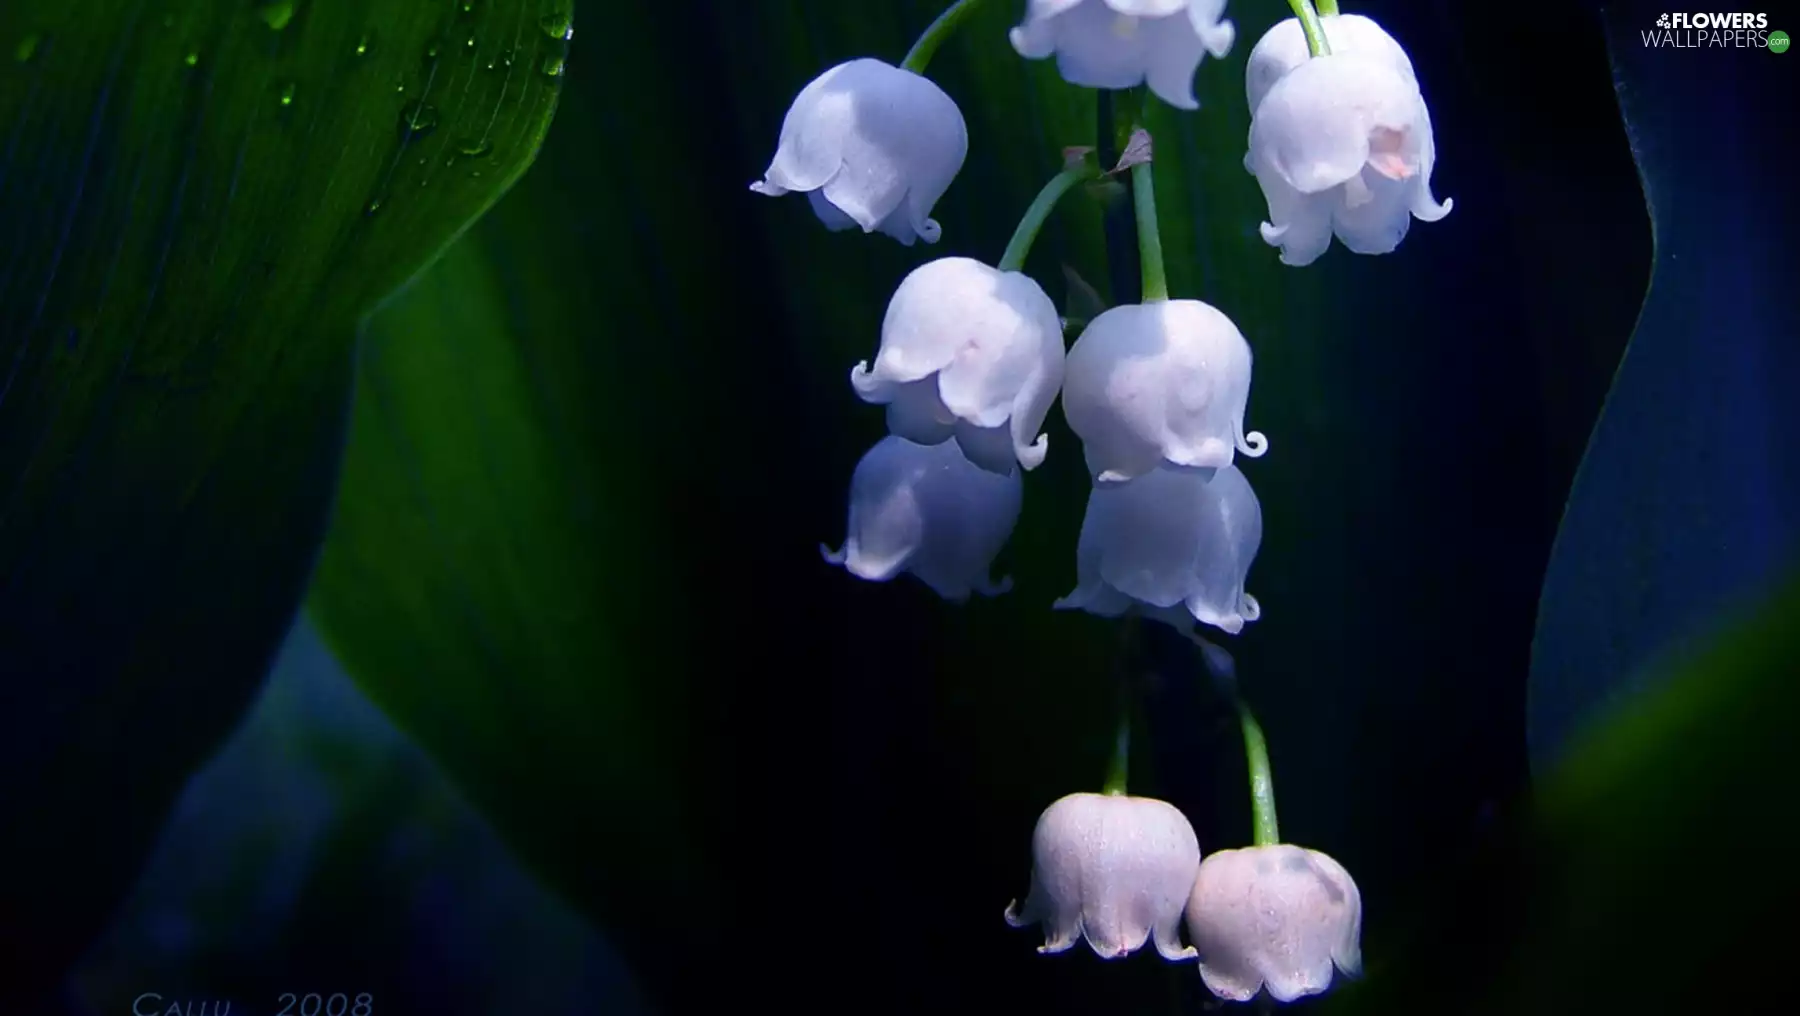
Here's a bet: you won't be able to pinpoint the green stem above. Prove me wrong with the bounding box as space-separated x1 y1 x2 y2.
1103 703 1130 795
997 162 1096 273
1316 0 1341 17
1235 696 1280 846
900 0 990 74
1102 616 1140 796
1130 153 1168 302
1287 0 1333 57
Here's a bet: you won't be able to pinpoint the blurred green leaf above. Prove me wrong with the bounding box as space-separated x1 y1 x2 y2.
1328 567 1800 1016
0 0 563 1001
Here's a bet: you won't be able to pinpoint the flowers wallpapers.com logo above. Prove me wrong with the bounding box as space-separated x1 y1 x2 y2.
1644 12 1788 50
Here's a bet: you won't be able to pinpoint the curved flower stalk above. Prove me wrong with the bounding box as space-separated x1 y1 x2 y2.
1010 0 1236 110
1184 844 1363 1002
1005 792 1202 960
850 257 1066 475
1244 17 1452 266
750 59 968 245
1061 299 1267 485
820 435 1020 601
1054 463 1263 635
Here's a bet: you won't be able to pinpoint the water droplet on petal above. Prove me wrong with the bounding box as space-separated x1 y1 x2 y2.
399 99 439 137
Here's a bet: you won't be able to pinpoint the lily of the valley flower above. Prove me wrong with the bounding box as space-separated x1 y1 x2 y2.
1244 18 1452 267
1010 0 1236 111
1054 463 1262 635
1184 845 1363 1003
1061 299 1267 485
820 435 1020 601
1005 792 1202 960
750 59 968 245
850 257 1065 475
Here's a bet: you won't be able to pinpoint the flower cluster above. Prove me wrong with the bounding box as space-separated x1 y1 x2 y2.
752 0 1440 1003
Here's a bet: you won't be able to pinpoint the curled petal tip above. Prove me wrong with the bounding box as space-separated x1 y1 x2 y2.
819 542 846 566
1239 429 1269 456
1160 944 1200 962
1416 194 1454 222
1004 900 1027 927
1018 434 1049 471
1258 220 1287 244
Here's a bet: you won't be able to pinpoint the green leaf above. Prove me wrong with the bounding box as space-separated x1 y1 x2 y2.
1326 568 1800 1016
0 0 564 999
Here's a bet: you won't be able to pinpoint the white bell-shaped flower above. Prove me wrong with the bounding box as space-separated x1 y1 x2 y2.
820 435 1020 601
850 257 1065 475
1005 792 1202 960
1061 299 1266 486
750 58 968 245
1244 29 1451 266
1010 0 1236 111
1184 845 1363 1002
1245 13 1417 115
1054 463 1262 635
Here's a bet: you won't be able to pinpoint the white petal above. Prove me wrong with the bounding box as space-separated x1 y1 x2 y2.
823 436 1020 602
1250 152 1337 266
1010 0 1233 110
1062 300 1261 485
1186 845 1362 1003
1330 163 1414 255
1007 793 1202 960
1245 14 1417 116
855 259 1065 474
1060 464 1262 635
1249 53 1423 197
750 59 967 245
1180 464 1262 634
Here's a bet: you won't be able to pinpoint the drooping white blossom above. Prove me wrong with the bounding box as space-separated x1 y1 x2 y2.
1005 792 1202 960
1010 0 1236 111
1060 299 1267 486
1054 463 1263 635
850 257 1065 475
1243 18 1451 267
820 435 1020 601
750 59 968 245
1184 845 1363 1003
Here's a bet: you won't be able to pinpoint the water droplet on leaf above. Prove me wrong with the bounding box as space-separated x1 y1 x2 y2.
538 12 573 41
541 55 564 77
184 51 199 67
277 81 296 106
365 197 383 215
256 2 296 32
455 137 493 158
399 99 439 137
355 33 371 56
14 32 42 63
